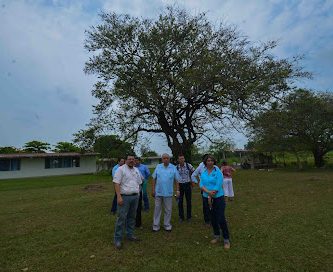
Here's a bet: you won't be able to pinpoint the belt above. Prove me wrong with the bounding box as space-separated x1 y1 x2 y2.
121 193 139 196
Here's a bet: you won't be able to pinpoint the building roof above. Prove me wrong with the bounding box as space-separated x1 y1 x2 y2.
0 152 99 159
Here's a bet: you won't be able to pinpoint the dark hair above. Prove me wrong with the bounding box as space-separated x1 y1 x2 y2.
126 154 136 159
222 160 227 166
202 153 210 162
203 155 217 166
178 154 185 158
117 157 124 162
135 156 141 161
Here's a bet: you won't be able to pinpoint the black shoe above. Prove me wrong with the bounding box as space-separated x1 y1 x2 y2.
127 236 141 242
179 218 184 223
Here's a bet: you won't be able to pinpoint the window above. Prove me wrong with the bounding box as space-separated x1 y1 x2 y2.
0 159 21 171
45 157 80 169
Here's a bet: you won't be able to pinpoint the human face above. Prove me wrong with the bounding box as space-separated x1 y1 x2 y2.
119 159 125 166
134 159 140 166
126 156 135 168
178 156 185 165
206 158 214 169
162 155 170 166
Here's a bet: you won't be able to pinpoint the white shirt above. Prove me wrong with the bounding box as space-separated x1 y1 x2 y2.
113 164 143 194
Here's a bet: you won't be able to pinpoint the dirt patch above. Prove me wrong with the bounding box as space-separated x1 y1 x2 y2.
83 184 107 192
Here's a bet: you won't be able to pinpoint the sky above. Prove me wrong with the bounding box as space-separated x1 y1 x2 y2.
0 0 332 154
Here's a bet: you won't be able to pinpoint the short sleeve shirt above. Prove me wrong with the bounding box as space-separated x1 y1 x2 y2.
113 164 143 195
152 163 180 197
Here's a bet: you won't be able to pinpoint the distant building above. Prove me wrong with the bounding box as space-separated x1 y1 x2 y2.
0 152 98 180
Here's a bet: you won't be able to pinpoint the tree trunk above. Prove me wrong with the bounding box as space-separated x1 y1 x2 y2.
168 141 193 163
312 148 325 168
293 151 302 169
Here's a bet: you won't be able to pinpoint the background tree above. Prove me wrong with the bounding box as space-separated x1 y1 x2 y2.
79 7 308 161
93 135 134 158
248 89 333 168
23 141 50 153
141 150 158 157
209 139 235 163
53 142 80 153
0 146 20 154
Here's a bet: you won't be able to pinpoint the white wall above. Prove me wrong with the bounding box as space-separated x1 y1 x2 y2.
0 156 96 179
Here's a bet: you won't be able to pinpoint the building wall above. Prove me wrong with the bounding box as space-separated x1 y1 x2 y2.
0 156 96 180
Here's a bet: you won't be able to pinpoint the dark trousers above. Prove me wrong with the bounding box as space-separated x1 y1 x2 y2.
111 193 117 213
135 191 143 227
202 195 212 224
143 191 149 211
178 183 192 220
211 196 229 240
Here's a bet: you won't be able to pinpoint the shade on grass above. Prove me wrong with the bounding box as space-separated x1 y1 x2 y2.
0 170 332 271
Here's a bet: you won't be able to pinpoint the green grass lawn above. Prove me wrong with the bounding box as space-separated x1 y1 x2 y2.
1 170 332 272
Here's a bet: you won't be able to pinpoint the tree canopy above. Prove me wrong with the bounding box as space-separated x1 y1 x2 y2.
23 141 50 153
78 7 308 161
93 135 134 158
248 89 333 167
53 142 80 153
0 146 20 154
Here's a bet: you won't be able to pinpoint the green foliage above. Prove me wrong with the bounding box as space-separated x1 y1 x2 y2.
0 146 20 154
53 142 80 153
79 6 308 160
23 140 50 153
248 89 333 167
209 140 235 163
141 150 158 157
93 135 134 158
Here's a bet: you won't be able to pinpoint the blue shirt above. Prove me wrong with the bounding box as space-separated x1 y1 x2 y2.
199 167 224 198
136 163 150 181
152 163 180 197
112 164 120 178
191 162 219 183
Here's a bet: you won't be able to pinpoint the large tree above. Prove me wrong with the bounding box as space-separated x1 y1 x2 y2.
79 7 308 161
248 89 333 168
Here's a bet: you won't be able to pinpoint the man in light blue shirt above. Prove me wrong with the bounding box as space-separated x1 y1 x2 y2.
152 153 180 231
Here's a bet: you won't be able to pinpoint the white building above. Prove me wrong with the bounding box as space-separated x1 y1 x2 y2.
0 152 98 180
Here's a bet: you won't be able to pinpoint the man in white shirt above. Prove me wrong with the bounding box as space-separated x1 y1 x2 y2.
113 155 143 249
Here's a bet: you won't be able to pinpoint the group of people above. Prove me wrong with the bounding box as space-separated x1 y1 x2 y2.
111 153 236 250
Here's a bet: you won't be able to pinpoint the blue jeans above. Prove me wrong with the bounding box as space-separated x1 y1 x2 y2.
211 196 230 240
114 194 139 243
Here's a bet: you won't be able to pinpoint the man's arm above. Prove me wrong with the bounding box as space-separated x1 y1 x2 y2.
151 167 157 197
114 183 123 206
113 168 123 205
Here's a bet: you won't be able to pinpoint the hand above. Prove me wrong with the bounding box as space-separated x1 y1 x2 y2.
117 195 123 206
209 191 216 197
176 190 180 198
151 191 155 198
191 182 195 188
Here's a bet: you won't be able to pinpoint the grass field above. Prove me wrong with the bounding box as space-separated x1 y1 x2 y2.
1 170 332 272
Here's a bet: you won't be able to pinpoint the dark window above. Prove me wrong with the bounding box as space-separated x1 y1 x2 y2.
45 157 80 169
0 159 20 171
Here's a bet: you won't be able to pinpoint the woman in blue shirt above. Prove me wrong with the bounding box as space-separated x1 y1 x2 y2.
199 155 230 249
